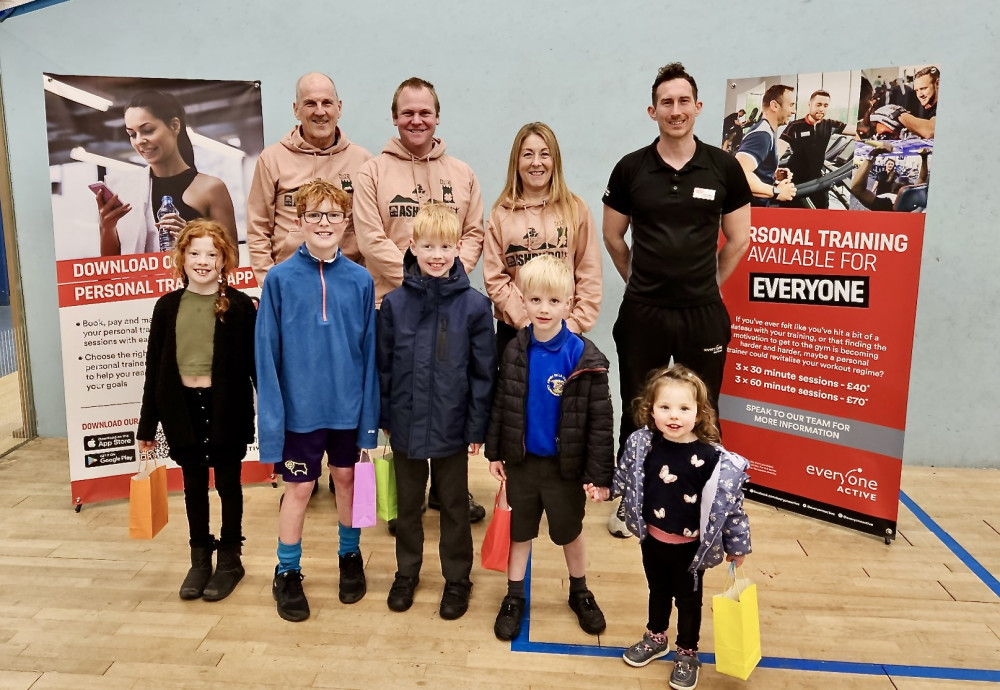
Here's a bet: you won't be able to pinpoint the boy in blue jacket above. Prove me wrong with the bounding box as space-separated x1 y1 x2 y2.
377 202 496 620
256 179 379 622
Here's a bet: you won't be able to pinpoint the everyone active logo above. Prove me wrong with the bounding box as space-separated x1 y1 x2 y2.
806 464 879 502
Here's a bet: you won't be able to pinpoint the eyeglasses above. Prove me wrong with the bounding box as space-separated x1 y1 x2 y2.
301 211 346 224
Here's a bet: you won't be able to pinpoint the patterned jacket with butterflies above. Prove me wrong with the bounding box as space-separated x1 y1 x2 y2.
612 427 752 572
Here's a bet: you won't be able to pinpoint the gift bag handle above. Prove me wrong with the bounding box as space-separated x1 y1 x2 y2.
137 447 156 472
495 480 510 512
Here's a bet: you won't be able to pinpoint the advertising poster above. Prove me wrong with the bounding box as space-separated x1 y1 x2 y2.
43 74 271 506
718 65 939 539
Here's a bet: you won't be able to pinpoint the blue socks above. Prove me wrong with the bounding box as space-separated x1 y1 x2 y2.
276 526 360 571
338 522 361 557
276 539 302 574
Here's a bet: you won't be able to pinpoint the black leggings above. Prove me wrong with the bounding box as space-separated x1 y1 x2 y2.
641 537 703 650
174 387 244 548
181 462 243 548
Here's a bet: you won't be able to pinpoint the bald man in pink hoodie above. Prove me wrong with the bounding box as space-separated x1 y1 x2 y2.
247 72 372 287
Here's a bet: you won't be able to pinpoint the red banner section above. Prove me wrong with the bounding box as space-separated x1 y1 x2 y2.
720 207 924 540
57 256 257 307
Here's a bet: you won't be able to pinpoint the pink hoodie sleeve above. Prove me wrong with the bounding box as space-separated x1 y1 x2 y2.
483 209 528 328
354 160 404 304
568 198 603 334
246 155 278 287
458 173 485 273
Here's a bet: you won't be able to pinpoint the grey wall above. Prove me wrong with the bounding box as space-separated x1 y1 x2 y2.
1 0 997 466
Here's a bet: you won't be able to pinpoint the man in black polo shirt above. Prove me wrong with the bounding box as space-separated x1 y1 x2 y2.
603 62 752 459
778 90 856 209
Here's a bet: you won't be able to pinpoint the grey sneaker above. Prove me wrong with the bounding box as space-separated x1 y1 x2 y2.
669 650 701 690
622 631 669 667
608 497 631 538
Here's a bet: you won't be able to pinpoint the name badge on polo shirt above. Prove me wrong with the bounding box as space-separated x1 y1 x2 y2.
799 130 811 138
692 187 716 201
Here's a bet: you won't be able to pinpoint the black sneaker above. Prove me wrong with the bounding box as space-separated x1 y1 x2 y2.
338 552 366 604
387 573 418 612
439 579 472 620
428 491 484 523
468 493 486 523
494 595 526 640
272 567 309 622
568 589 606 634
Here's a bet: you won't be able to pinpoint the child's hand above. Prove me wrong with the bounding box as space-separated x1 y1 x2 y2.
489 460 506 481
468 443 482 455
726 554 746 568
583 483 610 502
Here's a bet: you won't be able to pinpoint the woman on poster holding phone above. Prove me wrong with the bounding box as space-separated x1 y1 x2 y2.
96 90 237 256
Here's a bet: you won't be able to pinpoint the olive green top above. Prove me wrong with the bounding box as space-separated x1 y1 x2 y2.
175 290 217 376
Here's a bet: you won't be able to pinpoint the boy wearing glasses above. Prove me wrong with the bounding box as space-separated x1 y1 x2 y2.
256 178 379 622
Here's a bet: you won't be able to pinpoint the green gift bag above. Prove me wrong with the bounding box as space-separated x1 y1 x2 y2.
375 450 397 522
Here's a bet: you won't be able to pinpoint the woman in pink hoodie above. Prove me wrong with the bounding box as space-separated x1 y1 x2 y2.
484 123 603 356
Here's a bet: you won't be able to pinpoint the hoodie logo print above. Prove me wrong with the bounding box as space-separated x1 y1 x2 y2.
339 174 354 193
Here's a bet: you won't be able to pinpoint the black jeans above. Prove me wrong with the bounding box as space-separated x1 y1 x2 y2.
641 537 703 650
393 449 472 583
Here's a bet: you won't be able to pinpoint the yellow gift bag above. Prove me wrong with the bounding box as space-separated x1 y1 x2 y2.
129 449 169 539
712 562 761 680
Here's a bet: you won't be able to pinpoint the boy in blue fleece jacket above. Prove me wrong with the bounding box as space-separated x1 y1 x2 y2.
256 179 379 622
377 202 496 620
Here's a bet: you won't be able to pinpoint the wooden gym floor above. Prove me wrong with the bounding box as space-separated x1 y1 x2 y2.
0 438 997 689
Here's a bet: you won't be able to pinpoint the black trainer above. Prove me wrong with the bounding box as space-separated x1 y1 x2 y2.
568 589 606 634
468 493 486 523
428 491 485 523
439 579 472 620
272 567 309 622
339 552 366 604
494 595 526 640
387 573 418 612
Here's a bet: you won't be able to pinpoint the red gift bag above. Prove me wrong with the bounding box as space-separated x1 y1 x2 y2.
480 481 512 572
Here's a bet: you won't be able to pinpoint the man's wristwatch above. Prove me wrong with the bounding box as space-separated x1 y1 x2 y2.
772 184 781 198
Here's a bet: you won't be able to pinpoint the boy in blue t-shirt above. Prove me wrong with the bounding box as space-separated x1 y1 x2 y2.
256 179 379 622
377 202 496 620
485 254 614 641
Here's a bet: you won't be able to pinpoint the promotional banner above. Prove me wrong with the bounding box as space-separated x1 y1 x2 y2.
43 74 270 506
718 65 938 539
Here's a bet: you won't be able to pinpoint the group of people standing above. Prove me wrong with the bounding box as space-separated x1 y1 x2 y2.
135 63 753 690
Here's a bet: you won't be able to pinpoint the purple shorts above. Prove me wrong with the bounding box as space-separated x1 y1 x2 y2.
279 428 359 482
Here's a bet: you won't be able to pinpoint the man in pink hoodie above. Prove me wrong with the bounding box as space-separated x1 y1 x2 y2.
354 77 485 306
354 77 487 526
247 72 373 287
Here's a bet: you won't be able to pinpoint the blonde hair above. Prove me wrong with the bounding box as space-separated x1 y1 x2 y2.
293 178 351 217
517 254 574 300
632 364 720 444
172 219 237 320
492 122 578 243
412 201 460 244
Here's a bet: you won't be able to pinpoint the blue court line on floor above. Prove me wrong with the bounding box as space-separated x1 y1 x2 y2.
506 495 1000 682
899 489 1000 598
